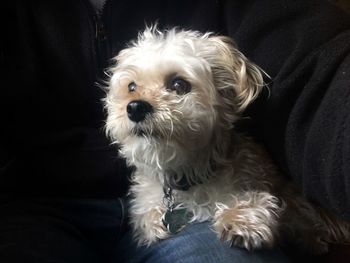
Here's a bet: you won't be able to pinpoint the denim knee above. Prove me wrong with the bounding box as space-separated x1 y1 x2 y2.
118 221 290 263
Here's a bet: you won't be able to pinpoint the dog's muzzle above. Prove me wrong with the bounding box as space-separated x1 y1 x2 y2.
127 100 153 123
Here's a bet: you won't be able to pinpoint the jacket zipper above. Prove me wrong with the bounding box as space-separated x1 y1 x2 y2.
84 0 109 77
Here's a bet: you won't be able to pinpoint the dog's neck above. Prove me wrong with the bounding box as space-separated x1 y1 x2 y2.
122 126 237 190
161 130 238 191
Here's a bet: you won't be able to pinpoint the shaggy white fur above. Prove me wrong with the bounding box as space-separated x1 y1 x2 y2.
104 26 350 253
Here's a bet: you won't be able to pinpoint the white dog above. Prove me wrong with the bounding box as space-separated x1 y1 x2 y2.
104 26 350 253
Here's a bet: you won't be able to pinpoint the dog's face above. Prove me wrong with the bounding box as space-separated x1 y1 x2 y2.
105 27 264 167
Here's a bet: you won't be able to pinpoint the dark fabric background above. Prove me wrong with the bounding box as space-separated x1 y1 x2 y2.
1 0 350 220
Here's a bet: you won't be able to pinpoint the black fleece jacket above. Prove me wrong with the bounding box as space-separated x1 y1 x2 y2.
1 0 350 220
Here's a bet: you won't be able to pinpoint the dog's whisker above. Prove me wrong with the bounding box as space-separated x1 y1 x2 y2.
168 117 174 138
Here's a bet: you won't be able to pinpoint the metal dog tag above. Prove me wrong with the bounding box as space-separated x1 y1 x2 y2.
162 207 189 234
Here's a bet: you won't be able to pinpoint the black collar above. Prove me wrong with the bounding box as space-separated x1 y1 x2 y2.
164 170 193 191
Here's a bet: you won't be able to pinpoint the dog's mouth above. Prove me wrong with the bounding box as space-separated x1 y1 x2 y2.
131 126 147 137
131 124 162 139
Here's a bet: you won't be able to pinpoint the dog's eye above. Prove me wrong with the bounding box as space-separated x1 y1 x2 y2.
167 77 191 95
128 82 137 92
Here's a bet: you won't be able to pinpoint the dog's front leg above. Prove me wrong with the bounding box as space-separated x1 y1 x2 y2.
130 205 169 246
129 178 169 246
213 191 283 251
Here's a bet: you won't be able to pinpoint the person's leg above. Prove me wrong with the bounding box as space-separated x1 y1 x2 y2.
118 221 290 263
0 197 126 263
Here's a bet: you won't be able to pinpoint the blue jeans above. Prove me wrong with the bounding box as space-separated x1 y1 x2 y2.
0 197 290 262
119 221 289 263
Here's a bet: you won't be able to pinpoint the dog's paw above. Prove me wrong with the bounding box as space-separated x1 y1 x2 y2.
213 203 278 250
132 207 169 246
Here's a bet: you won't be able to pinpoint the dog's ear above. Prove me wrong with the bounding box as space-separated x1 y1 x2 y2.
205 36 265 113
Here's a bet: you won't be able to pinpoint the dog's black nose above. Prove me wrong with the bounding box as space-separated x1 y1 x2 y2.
127 100 153 123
